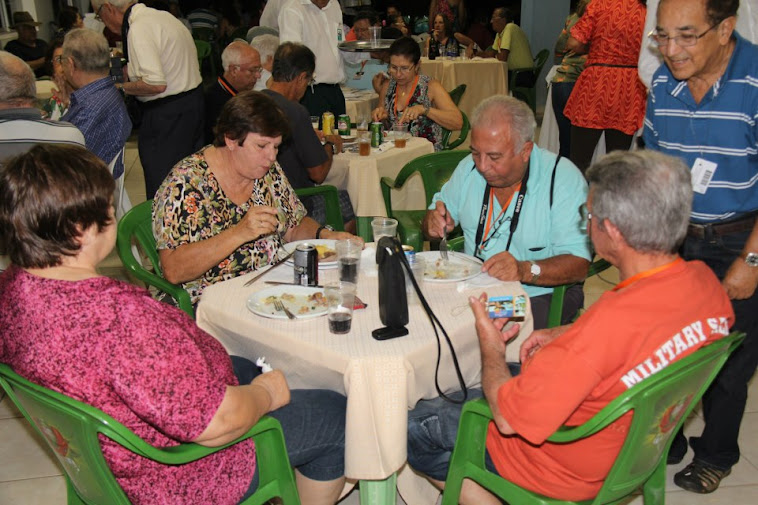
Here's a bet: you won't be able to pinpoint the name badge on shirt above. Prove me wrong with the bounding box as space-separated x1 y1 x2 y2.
337 24 343 42
691 158 718 194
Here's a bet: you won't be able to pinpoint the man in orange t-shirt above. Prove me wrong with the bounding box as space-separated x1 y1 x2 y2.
407 150 735 503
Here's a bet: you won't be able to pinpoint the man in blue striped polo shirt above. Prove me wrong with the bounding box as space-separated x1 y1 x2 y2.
644 0 758 494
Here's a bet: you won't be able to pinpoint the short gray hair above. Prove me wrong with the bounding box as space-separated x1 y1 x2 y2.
470 95 536 154
586 150 692 254
250 34 280 62
222 41 258 72
0 51 36 105
62 28 111 74
91 0 134 11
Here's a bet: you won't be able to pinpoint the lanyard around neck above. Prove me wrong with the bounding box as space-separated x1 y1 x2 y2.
473 163 529 259
217 77 237 96
612 257 683 291
393 75 420 117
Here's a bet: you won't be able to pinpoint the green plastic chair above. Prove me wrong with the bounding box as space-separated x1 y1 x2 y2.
0 363 301 505
441 110 470 151
295 185 345 231
510 49 550 114
442 331 746 505
194 39 211 67
547 258 613 328
116 200 194 318
448 84 467 106
380 150 470 251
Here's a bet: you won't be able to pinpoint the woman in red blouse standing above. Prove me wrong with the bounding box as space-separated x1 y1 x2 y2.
563 0 648 172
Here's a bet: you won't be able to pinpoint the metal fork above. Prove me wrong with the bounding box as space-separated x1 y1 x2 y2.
439 227 449 261
273 299 296 319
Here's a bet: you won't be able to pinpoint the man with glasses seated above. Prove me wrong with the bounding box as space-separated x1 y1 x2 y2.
205 41 262 144
422 95 591 329
643 0 758 494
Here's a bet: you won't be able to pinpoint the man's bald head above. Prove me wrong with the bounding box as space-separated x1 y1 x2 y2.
0 51 36 108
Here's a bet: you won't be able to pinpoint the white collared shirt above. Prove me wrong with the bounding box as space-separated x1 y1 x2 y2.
278 0 345 84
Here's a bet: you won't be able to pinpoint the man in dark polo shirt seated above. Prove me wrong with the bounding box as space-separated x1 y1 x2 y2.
263 42 356 234
5 11 48 78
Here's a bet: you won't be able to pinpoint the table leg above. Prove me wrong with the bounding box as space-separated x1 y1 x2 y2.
357 216 374 242
359 474 397 505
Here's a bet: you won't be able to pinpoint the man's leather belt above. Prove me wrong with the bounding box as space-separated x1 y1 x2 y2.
687 213 758 240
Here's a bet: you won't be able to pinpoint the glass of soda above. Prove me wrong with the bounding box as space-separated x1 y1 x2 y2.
326 281 356 334
336 238 362 284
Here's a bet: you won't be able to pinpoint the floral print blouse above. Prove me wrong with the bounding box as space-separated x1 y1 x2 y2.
383 74 444 151
153 146 306 305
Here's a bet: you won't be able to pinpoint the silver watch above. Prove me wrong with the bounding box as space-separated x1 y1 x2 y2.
745 252 758 267
529 261 541 282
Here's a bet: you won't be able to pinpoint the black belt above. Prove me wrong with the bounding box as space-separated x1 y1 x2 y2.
141 85 202 110
687 212 758 240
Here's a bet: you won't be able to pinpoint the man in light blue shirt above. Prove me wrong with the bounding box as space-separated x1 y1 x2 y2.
424 95 591 328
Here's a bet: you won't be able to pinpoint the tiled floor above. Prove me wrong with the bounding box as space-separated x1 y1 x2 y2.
2 141 758 504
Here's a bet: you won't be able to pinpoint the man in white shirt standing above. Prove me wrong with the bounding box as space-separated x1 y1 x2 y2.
279 0 348 118
92 0 204 200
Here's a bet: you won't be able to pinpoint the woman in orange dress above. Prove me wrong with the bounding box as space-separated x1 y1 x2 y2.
563 0 647 172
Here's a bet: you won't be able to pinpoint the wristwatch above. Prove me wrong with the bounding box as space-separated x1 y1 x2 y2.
325 141 337 155
529 261 541 282
745 252 758 267
316 225 334 239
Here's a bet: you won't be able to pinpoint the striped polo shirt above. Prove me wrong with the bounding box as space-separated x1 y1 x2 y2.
643 32 758 223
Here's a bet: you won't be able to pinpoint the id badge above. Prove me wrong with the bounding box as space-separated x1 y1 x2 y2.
691 158 717 194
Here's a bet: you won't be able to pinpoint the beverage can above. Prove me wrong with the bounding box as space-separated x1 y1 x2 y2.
322 112 335 136
337 114 351 136
370 122 383 148
293 244 318 286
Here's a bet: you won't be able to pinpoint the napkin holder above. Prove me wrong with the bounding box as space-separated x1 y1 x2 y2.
372 236 409 340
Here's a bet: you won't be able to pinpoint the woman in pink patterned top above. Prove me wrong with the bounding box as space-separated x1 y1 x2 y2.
0 145 347 505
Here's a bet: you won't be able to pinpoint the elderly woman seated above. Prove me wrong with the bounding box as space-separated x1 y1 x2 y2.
153 90 360 306
0 144 347 505
372 37 463 151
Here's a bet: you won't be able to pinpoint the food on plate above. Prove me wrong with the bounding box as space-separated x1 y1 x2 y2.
424 258 472 280
315 244 336 262
262 291 328 315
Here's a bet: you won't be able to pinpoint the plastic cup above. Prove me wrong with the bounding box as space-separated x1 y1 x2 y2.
336 238 362 284
371 217 398 242
393 123 409 148
358 131 371 156
310 115 320 130
370 26 381 48
404 254 425 304
326 281 356 334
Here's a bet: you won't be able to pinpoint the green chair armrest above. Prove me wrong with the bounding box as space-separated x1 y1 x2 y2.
380 176 397 217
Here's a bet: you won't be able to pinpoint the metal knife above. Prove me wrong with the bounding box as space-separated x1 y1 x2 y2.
264 281 325 289
243 250 296 287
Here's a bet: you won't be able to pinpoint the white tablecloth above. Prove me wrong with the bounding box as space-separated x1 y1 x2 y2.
343 86 379 124
196 255 533 491
323 136 435 219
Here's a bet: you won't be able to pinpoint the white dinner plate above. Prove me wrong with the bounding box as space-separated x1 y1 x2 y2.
246 285 328 320
416 251 483 283
283 239 338 269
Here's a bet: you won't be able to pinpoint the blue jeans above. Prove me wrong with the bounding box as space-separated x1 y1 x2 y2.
551 81 576 159
232 357 346 502
407 364 521 481
671 231 758 470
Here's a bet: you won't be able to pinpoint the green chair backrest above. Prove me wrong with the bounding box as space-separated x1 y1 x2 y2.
294 185 345 231
194 39 211 65
0 363 300 505
381 150 470 216
442 331 746 505
547 258 612 328
441 110 470 151
116 199 194 318
448 84 467 106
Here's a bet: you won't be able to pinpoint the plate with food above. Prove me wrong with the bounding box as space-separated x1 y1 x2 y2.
416 251 483 283
282 240 338 269
247 285 328 320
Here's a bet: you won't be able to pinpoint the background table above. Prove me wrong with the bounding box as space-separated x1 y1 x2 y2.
196 256 533 504
324 136 435 240
419 57 509 120
343 86 379 123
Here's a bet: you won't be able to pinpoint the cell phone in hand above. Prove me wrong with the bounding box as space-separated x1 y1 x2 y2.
487 295 526 320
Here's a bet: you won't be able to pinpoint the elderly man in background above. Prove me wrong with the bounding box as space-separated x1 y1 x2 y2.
408 149 735 504
60 28 132 179
279 0 349 118
205 41 262 143
343 10 390 91
250 34 279 91
0 51 84 161
644 0 758 493
263 42 356 233
92 0 204 200
5 11 48 77
423 96 590 329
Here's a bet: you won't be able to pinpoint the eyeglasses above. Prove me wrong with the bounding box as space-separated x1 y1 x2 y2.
579 203 593 228
236 65 262 75
53 55 63 64
94 4 104 21
388 64 414 74
648 23 717 47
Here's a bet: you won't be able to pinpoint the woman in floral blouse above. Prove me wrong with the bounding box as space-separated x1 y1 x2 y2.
372 37 462 151
153 91 359 306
